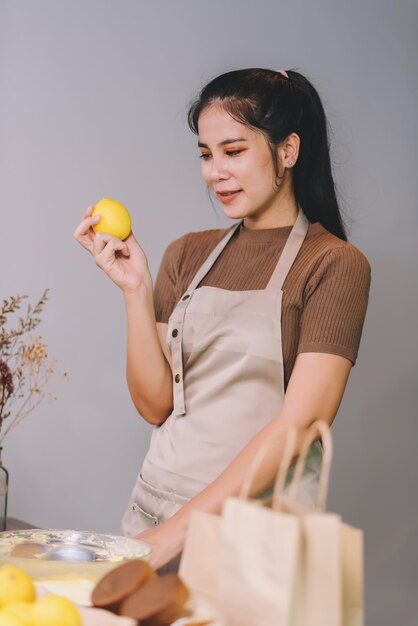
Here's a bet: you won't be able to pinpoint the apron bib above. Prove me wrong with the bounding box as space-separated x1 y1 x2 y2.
121 207 322 540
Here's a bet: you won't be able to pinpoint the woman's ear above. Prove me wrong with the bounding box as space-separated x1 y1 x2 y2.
278 132 300 168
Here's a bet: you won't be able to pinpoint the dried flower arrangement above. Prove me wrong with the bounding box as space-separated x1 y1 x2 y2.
0 289 68 443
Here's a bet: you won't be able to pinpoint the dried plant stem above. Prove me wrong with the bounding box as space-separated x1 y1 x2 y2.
0 289 66 442
0 391 46 443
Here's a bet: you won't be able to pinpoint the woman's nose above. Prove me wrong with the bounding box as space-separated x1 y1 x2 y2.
209 158 229 181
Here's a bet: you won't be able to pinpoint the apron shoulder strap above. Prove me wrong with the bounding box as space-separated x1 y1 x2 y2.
182 221 242 296
267 207 310 291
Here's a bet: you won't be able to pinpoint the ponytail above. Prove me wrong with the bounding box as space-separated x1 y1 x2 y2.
286 70 347 240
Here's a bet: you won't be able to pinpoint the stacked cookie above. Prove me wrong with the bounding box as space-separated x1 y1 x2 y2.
92 560 189 625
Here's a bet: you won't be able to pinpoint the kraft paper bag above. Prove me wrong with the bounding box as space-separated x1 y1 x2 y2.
341 523 364 626
217 421 364 626
281 421 363 626
295 512 363 626
179 509 222 603
300 511 343 626
218 496 303 626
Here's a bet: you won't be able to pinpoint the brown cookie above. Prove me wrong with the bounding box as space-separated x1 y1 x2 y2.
119 573 190 625
92 559 155 612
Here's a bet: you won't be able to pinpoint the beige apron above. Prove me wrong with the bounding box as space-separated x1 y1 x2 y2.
121 207 322 541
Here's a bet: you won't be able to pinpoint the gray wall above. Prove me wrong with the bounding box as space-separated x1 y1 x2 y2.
1 1 417 624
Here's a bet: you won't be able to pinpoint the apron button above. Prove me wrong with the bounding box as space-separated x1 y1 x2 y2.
174 374 181 383
172 328 178 338
181 294 190 301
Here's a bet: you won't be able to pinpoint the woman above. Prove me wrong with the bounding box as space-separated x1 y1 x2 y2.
74 68 371 571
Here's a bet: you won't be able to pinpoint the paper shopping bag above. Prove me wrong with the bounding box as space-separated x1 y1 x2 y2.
293 511 363 626
341 522 364 626
217 421 364 626
179 509 222 603
215 427 304 626
281 421 363 626
300 511 343 626
218 496 303 626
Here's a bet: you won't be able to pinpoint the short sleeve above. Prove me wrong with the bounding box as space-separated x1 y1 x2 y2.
153 235 187 323
297 245 371 365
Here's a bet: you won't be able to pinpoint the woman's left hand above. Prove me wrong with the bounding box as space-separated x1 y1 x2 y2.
135 518 186 570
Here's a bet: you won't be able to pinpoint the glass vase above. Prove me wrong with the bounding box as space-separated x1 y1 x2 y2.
0 446 8 531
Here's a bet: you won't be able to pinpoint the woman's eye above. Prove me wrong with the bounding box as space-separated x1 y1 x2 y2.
199 149 243 160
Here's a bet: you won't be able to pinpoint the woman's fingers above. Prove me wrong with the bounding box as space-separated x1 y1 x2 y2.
75 207 136 289
73 213 101 251
93 232 130 268
124 231 147 258
74 215 146 291
74 214 100 239
82 205 95 219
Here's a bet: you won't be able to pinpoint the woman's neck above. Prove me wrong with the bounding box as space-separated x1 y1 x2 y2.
243 200 299 230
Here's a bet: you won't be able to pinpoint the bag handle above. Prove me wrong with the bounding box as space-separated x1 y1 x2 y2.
239 424 297 502
239 420 332 512
285 420 333 512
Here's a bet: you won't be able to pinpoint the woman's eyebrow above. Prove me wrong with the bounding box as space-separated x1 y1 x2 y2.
198 138 249 148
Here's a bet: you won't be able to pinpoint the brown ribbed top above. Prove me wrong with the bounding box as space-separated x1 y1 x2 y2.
153 221 371 388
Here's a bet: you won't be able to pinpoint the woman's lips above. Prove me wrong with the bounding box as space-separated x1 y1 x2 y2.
216 190 242 204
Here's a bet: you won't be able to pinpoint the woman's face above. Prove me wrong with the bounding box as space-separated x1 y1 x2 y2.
197 104 288 228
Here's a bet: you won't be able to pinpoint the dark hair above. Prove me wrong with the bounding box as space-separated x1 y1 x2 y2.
187 68 348 241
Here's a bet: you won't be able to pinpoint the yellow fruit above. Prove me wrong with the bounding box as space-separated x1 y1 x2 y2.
32 595 81 626
92 198 131 240
0 608 27 626
0 566 35 607
0 603 33 626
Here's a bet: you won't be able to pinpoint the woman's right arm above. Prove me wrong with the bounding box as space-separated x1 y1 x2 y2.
124 287 173 425
73 206 173 425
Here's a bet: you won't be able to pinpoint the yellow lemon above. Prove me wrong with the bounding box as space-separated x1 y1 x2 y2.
0 608 27 626
0 567 35 607
92 198 131 240
32 595 81 626
0 603 33 626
